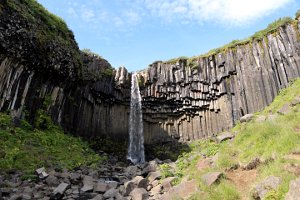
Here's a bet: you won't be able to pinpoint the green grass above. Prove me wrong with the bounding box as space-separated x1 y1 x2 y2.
166 79 300 199
3 0 83 77
0 112 105 174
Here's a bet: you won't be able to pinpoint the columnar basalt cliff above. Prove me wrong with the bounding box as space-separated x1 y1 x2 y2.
137 19 300 143
0 0 131 141
0 0 300 144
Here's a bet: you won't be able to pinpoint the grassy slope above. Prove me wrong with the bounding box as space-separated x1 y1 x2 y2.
159 79 300 200
0 113 105 175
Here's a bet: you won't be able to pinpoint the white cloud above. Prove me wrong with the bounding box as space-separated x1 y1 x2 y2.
143 0 293 25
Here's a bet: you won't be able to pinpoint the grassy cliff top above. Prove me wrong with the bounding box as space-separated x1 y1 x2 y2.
164 12 299 65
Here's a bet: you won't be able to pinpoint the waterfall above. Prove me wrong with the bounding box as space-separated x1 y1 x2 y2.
127 73 145 164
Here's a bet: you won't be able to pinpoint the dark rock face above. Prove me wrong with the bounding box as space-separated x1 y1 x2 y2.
0 1 131 141
137 21 300 143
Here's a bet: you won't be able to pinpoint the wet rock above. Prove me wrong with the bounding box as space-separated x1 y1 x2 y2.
240 114 254 123
202 172 223 186
216 132 234 143
252 176 282 200
285 177 300 200
130 188 149 200
50 182 69 200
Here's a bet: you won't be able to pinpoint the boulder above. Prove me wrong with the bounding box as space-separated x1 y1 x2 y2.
45 175 59 187
216 132 234 143
91 194 104 200
285 177 300 200
278 104 291 115
141 160 158 176
94 182 108 193
252 176 282 199
161 179 198 200
202 172 223 186
132 176 148 189
147 171 161 184
197 159 211 171
50 182 69 200
130 188 149 200
161 177 176 192
150 184 162 196
103 188 118 199
36 167 49 179
290 96 300 107
70 173 81 184
124 181 135 196
240 114 254 123
125 166 138 178
81 184 94 193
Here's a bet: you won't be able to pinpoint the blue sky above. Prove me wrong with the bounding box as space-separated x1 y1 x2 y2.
37 0 299 72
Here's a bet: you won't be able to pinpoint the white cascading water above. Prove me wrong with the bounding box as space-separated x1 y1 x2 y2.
127 73 145 164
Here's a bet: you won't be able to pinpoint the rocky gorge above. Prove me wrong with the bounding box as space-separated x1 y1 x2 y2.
1 0 300 145
1 1 300 200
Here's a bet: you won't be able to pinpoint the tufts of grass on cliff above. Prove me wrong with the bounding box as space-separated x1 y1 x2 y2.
0 112 105 174
160 79 300 200
164 14 297 66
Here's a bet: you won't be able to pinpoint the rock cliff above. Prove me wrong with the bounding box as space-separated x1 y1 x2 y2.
137 19 300 143
1 0 300 144
0 0 131 140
